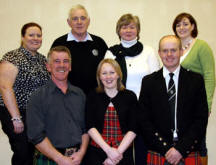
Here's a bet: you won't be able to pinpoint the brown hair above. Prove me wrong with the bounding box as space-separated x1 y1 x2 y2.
47 46 72 64
21 22 42 46
172 13 198 38
21 22 42 37
96 59 125 92
116 13 140 40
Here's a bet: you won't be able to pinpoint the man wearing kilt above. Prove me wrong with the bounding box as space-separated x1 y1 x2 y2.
26 46 88 165
138 35 208 165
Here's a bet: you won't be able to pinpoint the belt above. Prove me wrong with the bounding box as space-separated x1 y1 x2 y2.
56 144 80 156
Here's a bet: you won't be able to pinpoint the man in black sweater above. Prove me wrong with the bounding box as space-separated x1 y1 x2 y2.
51 4 108 94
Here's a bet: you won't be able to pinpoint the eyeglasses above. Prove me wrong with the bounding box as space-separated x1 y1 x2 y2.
71 16 87 22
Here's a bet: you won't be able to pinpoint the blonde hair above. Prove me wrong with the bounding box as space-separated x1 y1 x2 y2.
116 13 140 40
96 59 125 92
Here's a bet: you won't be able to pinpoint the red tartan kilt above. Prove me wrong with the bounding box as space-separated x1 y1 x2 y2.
147 150 202 165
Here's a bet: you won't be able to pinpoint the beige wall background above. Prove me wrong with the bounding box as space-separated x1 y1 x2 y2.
0 0 216 164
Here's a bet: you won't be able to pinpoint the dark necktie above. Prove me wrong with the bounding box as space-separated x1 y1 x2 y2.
167 73 176 129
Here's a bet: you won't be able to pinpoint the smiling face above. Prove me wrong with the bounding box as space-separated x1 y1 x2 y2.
99 63 119 91
176 17 194 39
159 36 182 72
47 51 71 83
119 22 138 41
21 26 42 54
68 8 90 38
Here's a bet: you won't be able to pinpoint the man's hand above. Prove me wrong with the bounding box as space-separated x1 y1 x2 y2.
165 147 182 165
70 151 84 165
56 155 74 165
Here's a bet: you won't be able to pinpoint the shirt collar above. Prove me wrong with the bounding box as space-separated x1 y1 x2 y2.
67 31 93 42
162 65 181 79
48 79 80 95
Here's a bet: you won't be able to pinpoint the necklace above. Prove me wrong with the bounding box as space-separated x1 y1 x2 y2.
182 39 193 50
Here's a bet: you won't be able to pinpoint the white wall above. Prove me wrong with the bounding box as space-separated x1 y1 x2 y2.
0 0 216 164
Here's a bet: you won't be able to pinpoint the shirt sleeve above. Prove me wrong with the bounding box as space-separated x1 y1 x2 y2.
26 90 46 145
198 41 215 111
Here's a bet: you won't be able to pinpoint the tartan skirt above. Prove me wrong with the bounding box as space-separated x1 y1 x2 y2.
147 150 202 165
33 150 57 165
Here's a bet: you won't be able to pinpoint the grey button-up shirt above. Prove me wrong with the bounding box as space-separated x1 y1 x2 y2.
27 79 86 148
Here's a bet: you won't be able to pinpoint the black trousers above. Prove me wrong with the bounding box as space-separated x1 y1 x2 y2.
84 145 134 165
0 106 34 165
134 135 147 165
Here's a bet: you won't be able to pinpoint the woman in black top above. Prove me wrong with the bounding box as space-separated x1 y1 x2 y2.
85 59 137 165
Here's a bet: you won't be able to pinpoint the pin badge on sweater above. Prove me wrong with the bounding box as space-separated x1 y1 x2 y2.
92 49 98 56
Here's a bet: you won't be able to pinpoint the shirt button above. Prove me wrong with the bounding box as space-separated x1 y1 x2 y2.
163 142 167 146
159 137 163 141
155 132 159 136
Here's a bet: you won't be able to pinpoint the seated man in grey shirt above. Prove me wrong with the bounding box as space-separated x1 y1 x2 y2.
27 46 88 165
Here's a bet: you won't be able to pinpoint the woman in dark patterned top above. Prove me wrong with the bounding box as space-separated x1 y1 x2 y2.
85 59 137 165
0 22 50 165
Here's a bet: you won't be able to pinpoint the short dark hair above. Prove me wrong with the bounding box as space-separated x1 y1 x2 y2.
172 13 198 38
47 46 72 63
21 22 42 37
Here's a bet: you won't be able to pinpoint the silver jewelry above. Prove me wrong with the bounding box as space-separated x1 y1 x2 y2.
11 116 22 123
92 49 98 56
182 39 193 50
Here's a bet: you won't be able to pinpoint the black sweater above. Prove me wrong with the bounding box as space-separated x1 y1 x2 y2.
86 89 138 134
51 33 108 94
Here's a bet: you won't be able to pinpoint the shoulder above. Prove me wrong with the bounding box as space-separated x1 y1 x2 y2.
52 34 68 46
143 68 162 80
180 67 203 82
118 89 137 100
194 39 212 51
89 33 107 46
143 44 155 52
89 33 105 42
1 48 24 65
108 44 121 55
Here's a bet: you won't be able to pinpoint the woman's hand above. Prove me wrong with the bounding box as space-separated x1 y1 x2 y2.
12 120 24 134
103 158 116 165
106 147 123 164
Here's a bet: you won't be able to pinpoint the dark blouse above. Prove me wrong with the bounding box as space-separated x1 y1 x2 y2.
0 47 50 110
86 89 138 134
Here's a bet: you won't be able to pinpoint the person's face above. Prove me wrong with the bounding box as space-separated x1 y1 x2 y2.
176 17 194 39
68 9 90 36
21 26 42 53
100 63 119 91
47 51 71 83
119 22 137 41
159 37 182 72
